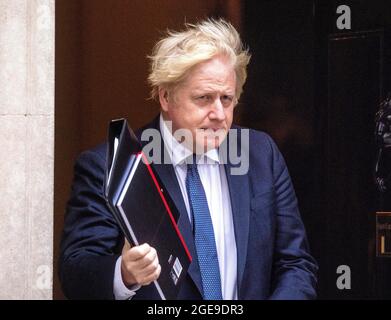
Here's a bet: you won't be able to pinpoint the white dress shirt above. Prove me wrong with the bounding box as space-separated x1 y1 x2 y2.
113 114 238 300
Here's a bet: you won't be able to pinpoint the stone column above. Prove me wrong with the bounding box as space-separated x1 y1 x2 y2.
0 0 54 299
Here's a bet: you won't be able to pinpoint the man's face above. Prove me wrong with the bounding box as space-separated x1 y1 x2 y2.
159 55 236 153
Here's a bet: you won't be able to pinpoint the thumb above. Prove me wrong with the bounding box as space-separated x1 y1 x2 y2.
123 238 132 253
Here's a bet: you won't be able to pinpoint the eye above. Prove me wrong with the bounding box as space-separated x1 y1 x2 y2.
195 95 212 105
221 95 234 103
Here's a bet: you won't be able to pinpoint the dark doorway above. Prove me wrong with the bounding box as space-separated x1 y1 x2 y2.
241 0 391 299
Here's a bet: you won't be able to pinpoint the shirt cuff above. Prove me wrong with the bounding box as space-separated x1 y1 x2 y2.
113 256 141 300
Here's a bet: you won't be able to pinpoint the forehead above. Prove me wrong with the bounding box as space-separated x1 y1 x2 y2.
182 56 236 91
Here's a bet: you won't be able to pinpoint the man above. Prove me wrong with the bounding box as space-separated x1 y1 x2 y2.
59 19 318 300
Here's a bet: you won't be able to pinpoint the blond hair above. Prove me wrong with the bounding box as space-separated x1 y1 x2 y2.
148 19 251 102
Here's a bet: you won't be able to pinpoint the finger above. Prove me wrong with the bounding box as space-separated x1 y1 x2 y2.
124 260 161 287
139 254 159 275
121 238 132 255
124 238 132 250
140 264 162 286
126 243 151 261
137 247 158 269
124 251 158 282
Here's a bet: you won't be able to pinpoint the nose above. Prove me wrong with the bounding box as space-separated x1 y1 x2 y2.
209 97 226 121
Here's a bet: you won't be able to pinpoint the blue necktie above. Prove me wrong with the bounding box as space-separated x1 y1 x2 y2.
186 157 223 300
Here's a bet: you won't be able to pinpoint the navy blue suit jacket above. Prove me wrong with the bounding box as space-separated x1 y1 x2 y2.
59 116 318 299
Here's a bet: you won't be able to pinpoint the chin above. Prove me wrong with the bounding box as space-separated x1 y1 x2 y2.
204 139 222 151
193 130 227 153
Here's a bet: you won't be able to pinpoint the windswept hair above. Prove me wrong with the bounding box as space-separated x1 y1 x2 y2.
148 18 251 102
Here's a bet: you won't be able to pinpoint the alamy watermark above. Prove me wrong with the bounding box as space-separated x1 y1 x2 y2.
35 264 51 290
140 121 250 175
336 5 351 30
336 265 351 290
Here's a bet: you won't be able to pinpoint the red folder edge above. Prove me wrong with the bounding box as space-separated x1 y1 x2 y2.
140 152 192 262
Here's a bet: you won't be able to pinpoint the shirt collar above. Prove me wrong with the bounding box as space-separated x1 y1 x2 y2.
159 113 220 166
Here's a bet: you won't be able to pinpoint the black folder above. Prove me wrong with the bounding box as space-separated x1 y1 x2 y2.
104 118 192 300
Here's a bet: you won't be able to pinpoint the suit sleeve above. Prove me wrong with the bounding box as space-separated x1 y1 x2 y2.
265 135 318 300
59 148 123 299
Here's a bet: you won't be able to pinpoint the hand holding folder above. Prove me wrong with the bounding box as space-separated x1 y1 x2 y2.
104 119 191 300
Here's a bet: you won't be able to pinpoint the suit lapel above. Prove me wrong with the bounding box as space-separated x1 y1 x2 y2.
223 129 250 298
137 116 203 296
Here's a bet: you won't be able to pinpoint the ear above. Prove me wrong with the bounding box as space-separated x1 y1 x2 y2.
158 87 170 112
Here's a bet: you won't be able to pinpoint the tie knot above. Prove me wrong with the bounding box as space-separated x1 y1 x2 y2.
187 154 198 171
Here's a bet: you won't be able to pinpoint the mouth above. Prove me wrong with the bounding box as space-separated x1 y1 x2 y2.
200 127 225 132
195 128 227 149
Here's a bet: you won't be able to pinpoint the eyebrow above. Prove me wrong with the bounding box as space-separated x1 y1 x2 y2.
191 87 235 95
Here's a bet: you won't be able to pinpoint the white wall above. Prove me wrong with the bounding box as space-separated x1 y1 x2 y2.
0 0 54 299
